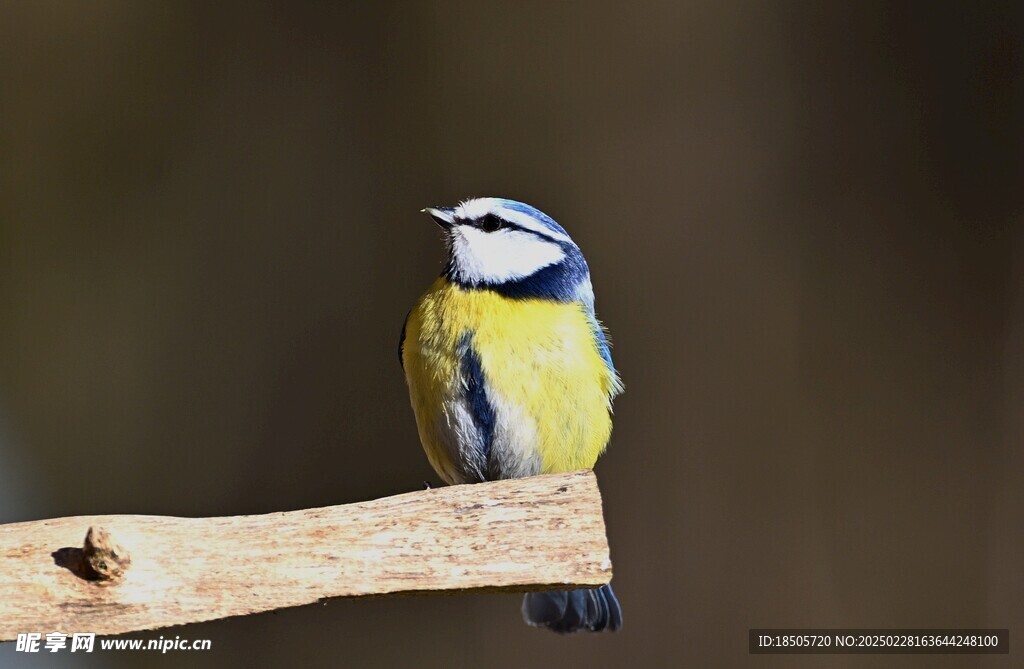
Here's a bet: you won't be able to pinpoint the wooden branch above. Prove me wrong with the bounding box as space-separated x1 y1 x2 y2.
0 470 611 640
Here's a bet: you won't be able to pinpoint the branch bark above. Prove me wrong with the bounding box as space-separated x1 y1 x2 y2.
0 470 611 640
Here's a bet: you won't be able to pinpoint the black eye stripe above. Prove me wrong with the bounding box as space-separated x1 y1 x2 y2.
477 215 504 232
458 215 566 244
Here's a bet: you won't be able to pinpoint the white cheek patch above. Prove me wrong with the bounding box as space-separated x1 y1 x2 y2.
451 226 566 284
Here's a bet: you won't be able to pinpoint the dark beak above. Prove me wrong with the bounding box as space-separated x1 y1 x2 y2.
422 207 456 228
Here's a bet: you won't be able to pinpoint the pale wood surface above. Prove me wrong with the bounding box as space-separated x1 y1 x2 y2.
0 470 611 640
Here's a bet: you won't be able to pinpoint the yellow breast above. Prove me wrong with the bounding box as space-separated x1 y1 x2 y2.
403 278 618 482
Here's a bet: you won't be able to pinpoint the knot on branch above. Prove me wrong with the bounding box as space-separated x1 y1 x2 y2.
52 526 131 583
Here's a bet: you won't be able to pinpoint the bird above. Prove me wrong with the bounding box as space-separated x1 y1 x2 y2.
399 197 623 633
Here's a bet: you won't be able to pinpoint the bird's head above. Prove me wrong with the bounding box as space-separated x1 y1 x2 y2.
423 198 591 301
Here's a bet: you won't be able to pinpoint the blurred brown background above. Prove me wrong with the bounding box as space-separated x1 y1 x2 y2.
1 2 1021 667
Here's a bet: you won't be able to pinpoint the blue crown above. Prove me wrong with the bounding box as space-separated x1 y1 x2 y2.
495 199 573 241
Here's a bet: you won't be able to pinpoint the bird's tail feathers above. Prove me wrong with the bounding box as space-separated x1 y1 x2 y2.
522 583 622 634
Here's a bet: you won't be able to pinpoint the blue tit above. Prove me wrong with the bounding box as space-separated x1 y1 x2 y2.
399 197 623 633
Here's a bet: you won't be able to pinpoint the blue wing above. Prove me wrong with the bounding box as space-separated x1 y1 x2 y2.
575 279 619 389
590 315 616 373
398 310 410 370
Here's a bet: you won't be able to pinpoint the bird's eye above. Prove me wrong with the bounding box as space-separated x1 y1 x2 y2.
479 216 504 233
